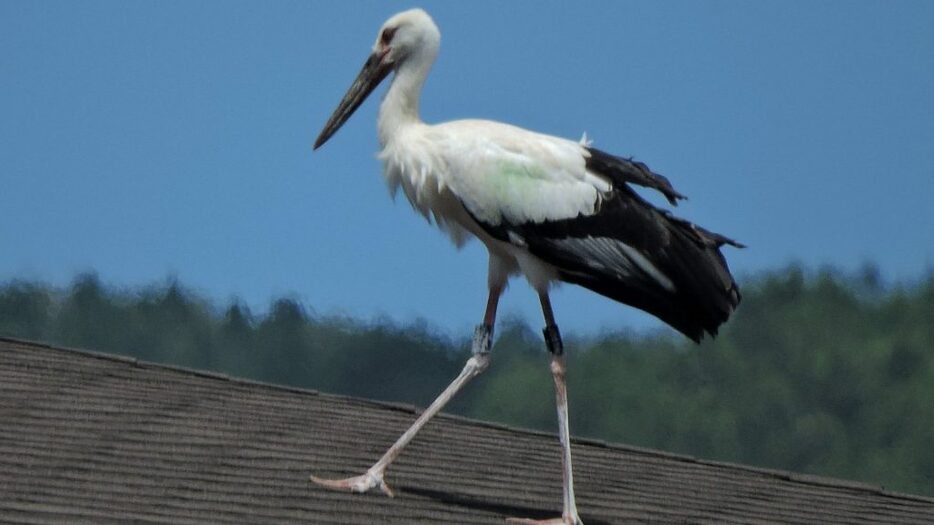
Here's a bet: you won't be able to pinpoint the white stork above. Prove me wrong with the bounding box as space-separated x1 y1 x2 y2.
311 8 742 525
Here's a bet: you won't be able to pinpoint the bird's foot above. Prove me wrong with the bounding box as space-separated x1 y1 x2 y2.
310 468 394 497
505 515 583 525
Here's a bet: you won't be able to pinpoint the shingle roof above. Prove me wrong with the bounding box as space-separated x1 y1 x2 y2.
1 336 932 525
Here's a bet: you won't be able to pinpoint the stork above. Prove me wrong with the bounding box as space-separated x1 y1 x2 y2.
311 9 742 525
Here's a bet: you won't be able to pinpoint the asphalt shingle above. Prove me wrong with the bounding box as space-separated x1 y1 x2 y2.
1 336 932 524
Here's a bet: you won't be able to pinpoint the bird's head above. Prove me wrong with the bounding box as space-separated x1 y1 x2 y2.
373 9 440 69
314 9 440 150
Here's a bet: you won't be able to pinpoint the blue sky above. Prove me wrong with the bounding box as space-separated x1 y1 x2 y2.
2 1 932 336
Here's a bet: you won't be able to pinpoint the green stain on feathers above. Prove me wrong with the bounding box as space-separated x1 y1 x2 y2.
491 159 548 199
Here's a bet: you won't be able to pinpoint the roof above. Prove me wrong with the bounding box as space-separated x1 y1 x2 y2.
2 336 933 525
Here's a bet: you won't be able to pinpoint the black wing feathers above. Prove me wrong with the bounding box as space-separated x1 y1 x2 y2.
585 147 686 205
470 154 742 342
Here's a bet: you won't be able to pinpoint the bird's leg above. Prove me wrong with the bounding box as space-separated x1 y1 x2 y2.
310 327 492 496
507 293 583 525
310 286 502 497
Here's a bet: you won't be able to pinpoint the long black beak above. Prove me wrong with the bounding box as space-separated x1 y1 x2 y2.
314 50 393 150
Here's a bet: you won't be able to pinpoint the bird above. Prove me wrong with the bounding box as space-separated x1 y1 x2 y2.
310 8 742 525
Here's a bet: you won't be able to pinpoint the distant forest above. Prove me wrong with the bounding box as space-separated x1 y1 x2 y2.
1 265 932 497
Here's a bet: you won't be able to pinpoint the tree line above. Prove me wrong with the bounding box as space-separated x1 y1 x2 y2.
1 265 931 496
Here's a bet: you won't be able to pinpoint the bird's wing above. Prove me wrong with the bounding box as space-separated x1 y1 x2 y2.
478 182 742 342
431 120 612 227
584 147 686 205
431 120 740 341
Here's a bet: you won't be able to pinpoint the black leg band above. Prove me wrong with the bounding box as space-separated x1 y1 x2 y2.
543 324 564 356
472 324 493 355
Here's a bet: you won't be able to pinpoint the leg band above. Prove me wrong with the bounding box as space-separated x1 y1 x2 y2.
543 324 564 356
472 324 493 355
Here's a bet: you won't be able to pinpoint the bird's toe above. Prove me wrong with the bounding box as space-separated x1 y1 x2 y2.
309 470 393 497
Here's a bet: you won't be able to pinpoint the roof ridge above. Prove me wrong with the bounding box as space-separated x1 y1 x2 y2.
3 334 932 506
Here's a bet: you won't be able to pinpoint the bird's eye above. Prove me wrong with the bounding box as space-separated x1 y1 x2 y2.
381 27 397 45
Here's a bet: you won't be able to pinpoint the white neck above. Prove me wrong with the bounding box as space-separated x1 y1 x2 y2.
378 51 435 147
